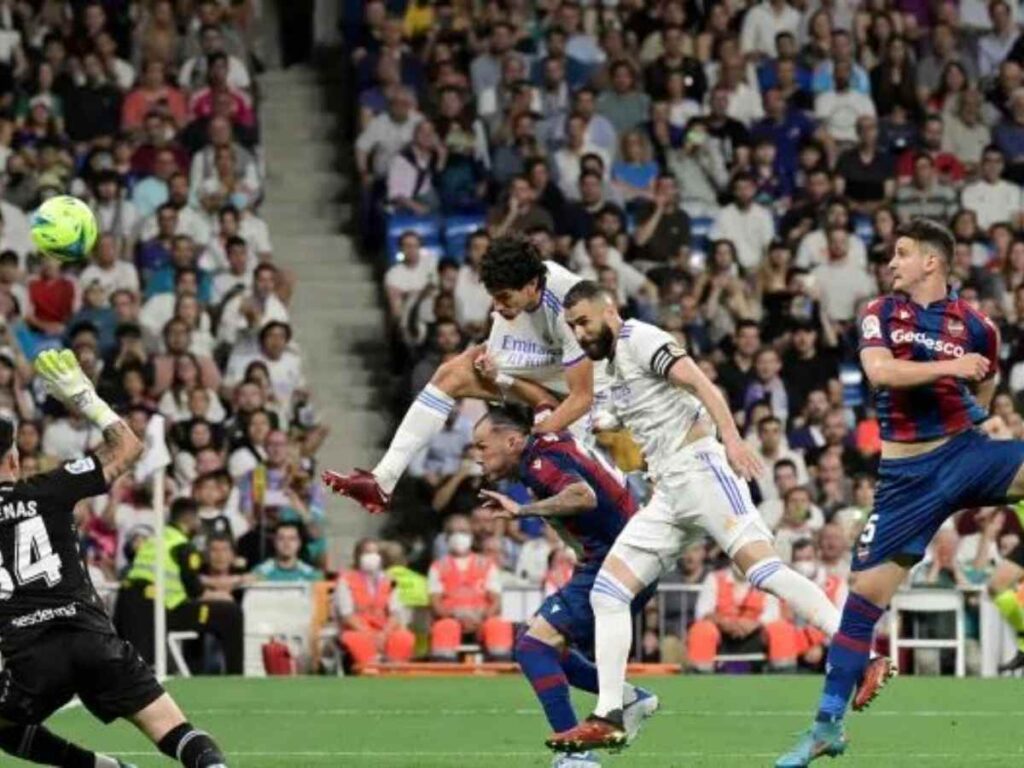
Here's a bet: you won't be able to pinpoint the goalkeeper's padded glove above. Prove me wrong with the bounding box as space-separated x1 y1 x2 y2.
34 349 119 430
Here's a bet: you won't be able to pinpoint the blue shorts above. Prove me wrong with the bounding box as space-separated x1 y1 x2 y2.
536 561 657 655
853 429 1024 571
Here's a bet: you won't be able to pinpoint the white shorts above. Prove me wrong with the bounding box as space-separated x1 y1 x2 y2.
610 436 773 584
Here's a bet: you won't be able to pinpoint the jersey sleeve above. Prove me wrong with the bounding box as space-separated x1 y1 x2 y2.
858 298 889 352
523 440 587 498
970 309 1000 380
625 322 688 378
25 454 107 508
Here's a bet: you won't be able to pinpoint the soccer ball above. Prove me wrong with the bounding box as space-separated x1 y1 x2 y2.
30 195 98 262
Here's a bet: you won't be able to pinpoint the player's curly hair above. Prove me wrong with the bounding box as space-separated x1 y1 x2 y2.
480 235 547 293
897 218 955 267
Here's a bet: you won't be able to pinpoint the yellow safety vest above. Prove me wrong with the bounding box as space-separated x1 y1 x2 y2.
124 526 190 610
386 565 429 608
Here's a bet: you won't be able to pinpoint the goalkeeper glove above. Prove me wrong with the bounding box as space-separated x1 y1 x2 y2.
34 349 119 430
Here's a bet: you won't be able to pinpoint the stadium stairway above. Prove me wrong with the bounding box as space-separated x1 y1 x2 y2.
259 65 389 564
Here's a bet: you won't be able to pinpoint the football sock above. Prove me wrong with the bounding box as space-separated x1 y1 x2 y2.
560 648 638 704
993 589 1024 652
590 570 636 719
516 635 576 731
0 724 97 767
373 384 454 493
816 592 884 723
749 557 841 636
157 723 226 768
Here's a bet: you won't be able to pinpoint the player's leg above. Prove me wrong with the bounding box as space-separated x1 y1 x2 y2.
127 695 228 768
987 550 1024 672
0 720 130 768
323 344 499 509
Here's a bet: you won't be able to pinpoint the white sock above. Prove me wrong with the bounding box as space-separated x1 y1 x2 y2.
373 384 455 493
590 570 636 718
95 756 120 768
747 557 841 637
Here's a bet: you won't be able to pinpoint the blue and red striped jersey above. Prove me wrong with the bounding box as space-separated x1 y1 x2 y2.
519 432 637 564
858 291 999 442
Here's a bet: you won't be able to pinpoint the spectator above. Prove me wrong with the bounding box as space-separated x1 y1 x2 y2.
428 514 513 660
687 565 785 671
744 347 790 423
710 174 775 271
751 415 809 499
961 147 1024 230
835 116 895 214
598 61 651 136
815 60 876 147
774 486 821 561
217 263 289 349
80 233 140 302
812 227 877 323
336 538 416 667
740 0 800 61
251 522 322 582
383 232 437 325
895 153 959 223
978 0 1019 80
387 119 445 216
943 91 994 175
121 59 188 131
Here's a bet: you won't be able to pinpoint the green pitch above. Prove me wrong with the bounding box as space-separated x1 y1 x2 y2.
16 675 1024 767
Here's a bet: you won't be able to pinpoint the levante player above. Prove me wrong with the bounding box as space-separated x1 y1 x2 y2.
776 218 1019 766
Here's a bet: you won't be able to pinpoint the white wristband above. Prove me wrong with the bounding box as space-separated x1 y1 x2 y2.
73 390 119 430
495 373 514 389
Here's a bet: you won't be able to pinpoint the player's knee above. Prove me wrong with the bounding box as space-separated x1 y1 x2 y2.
431 356 472 396
590 571 634 615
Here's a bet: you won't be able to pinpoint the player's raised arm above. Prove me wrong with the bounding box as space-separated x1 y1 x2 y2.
34 349 142 484
533 357 594 434
666 356 764 481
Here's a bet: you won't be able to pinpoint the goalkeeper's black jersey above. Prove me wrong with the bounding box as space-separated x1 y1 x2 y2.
0 455 112 652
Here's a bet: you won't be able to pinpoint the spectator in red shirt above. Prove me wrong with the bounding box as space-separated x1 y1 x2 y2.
188 53 255 128
895 114 966 183
130 111 191 176
25 258 76 338
121 59 188 132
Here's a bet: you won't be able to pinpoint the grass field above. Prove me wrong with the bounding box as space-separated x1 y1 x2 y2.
16 675 1024 767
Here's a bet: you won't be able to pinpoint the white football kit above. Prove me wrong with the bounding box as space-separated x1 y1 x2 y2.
604 319 772 583
486 261 610 436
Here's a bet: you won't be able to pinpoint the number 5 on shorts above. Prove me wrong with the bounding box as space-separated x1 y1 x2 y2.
859 513 879 545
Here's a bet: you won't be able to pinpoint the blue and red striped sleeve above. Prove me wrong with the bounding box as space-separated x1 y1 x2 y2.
858 297 890 352
523 448 585 497
966 305 1000 380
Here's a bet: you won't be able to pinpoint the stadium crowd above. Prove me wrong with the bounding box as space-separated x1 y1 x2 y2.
0 0 339 674
348 0 1024 672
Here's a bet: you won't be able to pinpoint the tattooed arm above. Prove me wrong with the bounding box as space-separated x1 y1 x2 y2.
94 420 144 484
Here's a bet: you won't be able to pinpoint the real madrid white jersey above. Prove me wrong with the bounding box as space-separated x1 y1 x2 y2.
604 319 711 476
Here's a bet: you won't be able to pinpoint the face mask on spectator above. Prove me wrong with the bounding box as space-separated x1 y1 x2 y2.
359 552 382 573
230 192 250 210
448 532 472 555
793 560 817 579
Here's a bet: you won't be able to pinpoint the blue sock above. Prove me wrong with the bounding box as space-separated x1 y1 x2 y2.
561 648 599 693
816 592 884 723
516 635 577 731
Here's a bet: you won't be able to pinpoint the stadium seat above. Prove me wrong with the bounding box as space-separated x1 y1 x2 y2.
852 214 875 244
243 583 315 677
889 589 966 677
690 216 713 252
443 214 486 263
386 214 442 266
167 631 200 678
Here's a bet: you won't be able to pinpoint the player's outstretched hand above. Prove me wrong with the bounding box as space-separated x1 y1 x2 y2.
34 349 95 408
950 353 990 382
478 489 520 519
723 437 763 481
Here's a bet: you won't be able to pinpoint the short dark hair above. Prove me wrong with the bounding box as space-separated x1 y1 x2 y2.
562 279 611 310
170 497 199 524
479 404 533 434
896 218 955 265
0 417 12 456
480 236 546 292
774 458 797 475
757 415 782 431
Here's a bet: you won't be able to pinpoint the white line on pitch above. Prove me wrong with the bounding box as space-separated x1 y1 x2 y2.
179 707 1024 718
103 751 1024 760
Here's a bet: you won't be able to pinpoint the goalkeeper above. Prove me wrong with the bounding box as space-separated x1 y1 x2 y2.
0 349 230 768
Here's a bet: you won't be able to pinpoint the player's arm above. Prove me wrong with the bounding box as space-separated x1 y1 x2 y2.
860 347 990 389
533 357 594 434
479 481 597 520
667 356 763 480
35 350 143 485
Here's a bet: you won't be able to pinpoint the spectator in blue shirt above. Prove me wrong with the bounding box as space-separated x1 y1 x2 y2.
994 90 1024 184
751 87 817 178
811 31 870 95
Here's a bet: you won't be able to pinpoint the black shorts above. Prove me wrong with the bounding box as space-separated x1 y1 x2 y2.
0 625 165 724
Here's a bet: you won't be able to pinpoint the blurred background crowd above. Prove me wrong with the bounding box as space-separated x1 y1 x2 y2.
344 0 1024 673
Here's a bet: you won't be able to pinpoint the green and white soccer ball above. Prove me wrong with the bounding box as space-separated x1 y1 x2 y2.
30 195 98 263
